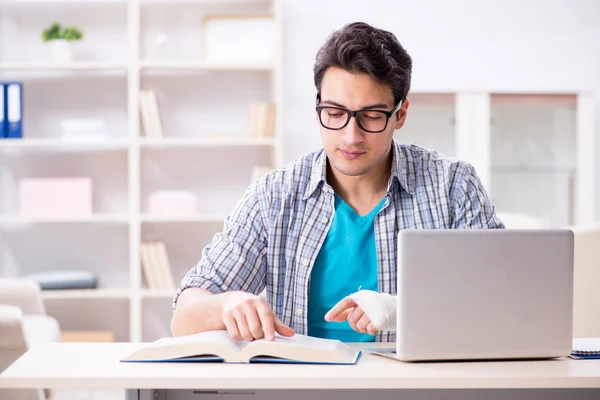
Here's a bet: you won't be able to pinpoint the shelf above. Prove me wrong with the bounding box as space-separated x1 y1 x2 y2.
492 166 576 174
0 214 130 225
139 136 275 148
140 0 270 6
41 288 130 300
490 94 577 108
0 62 127 72
0 138 130 152
0 0 126 7
140 60 274 73
141 214 225 223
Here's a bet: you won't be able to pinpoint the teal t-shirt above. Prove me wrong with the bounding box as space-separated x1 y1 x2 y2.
307 193 385 342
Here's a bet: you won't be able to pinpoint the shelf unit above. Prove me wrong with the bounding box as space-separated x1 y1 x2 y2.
0 0 282 343
395 91 595 229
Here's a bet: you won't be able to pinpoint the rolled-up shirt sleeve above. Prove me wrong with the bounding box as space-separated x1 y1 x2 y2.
172 182 268 310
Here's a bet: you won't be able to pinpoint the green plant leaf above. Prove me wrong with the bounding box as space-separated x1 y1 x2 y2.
63 26 83 41
41 22 83 42
42 22 62 42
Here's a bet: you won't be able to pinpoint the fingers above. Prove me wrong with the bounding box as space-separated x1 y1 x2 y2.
233 310 255 341
274 315 295 337
328 307 354 322
325 297 357 321
223 309 242 341
244 307 265 340
256 302 275 341
347 307 365 332
355 313 372 334
366 321 378 336
222 294 293 341
325 296 379 336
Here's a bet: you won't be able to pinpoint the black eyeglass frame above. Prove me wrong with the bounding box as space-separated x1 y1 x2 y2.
315 94 403 133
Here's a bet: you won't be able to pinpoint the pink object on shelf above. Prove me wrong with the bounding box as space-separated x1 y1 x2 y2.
147 191 197 216
19 178 93 217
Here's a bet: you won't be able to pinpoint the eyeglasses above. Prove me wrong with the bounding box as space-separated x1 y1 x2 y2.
316 100 402 133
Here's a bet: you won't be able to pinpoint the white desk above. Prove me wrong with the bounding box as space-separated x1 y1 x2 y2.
1 343 600 400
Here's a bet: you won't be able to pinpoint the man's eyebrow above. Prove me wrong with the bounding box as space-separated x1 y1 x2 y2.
322 99 391 110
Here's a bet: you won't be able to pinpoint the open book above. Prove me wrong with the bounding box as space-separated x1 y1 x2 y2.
121 330 361 365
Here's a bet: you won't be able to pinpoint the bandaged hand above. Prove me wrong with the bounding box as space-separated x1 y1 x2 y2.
324 290 397 334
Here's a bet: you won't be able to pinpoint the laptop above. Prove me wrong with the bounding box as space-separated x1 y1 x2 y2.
375 229 574 362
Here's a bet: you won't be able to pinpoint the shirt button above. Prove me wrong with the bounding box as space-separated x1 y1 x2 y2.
296 309 304 316
321 217 328 224
302 259 309 266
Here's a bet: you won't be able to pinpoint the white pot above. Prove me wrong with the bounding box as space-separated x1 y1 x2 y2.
51 40 73 63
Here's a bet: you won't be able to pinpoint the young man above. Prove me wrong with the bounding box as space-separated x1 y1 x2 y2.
171 22 504 343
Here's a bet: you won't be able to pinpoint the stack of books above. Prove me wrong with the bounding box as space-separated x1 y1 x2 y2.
139 89 164 138
140 241 177 290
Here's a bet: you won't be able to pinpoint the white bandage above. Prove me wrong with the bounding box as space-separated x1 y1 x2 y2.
348 290 397 331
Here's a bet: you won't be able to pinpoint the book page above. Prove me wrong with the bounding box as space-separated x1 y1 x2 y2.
242 334 358 363
153 330 241 348
123 330 245 361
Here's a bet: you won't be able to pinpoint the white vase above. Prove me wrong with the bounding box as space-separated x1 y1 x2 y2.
51 40 73 63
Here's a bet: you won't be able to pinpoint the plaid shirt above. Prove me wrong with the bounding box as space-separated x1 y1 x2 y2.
174 140 505 342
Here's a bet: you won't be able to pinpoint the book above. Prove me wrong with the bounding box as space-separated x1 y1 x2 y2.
140 241 176 290
121 330 361 365
0 83 6 138
570 338 600 360
139 89 164 138
6 82 22 138
249 102 275 138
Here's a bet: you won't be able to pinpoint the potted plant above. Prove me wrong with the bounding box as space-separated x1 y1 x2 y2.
42 22 83 63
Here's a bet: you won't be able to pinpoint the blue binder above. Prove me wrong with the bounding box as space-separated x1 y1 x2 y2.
6 82 22 139
0 83 6 138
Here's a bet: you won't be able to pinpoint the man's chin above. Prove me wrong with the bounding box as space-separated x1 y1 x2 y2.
332 159 373 177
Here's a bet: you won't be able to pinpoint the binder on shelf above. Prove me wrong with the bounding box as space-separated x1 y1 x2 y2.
6 82 22 138
140 241 177 291
0 82 6 138
249 102 275 139
139 89 164 138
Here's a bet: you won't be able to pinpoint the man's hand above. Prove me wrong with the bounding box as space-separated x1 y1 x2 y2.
324 297 378 336
222 291 295 341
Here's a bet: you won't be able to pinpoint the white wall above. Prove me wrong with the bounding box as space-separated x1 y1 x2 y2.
280 0 600 220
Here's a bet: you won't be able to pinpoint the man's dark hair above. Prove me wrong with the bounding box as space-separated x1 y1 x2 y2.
314 22 412 105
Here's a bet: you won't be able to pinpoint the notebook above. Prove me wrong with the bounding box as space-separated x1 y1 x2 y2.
570 338 600 359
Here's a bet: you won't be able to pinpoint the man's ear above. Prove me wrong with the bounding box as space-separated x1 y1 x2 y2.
394 98 410 130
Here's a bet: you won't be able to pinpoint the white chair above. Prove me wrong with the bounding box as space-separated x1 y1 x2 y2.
0 278 62 400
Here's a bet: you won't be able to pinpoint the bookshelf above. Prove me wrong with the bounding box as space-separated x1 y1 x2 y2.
0 0 282 343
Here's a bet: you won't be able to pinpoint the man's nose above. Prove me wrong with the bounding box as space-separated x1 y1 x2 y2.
342 115 366 143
